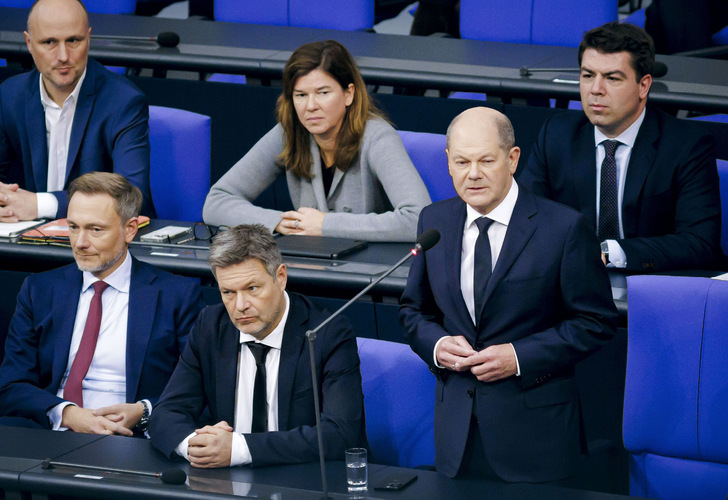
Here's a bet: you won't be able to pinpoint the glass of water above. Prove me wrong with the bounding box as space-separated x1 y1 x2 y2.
345 448 368 491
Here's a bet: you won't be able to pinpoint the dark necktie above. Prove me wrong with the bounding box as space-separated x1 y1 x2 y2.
246 342 271 433
473 217 495 324
63 281 110 407
598 140 621 241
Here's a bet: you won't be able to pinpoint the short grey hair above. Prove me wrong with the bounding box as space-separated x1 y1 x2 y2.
446 108 516 152
208 224 283 277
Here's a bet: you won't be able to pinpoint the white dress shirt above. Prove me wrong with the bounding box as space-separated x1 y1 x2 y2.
594 107 646 268
49 250 131 429
36 69 87 219
175 292 291 466
434 180 521 375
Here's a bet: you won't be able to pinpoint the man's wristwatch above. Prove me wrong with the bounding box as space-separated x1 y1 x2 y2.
136 400 151 432
600 241 610 264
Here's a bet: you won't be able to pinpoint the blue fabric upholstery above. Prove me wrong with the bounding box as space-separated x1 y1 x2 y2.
461 0 617 47
148 106 211 221
625 276 728 500
215 0 288 25
357 337 435 468
290 0 374 30
207 74 247 84
717 160 728 255
397 130 456 203
0 0 135 12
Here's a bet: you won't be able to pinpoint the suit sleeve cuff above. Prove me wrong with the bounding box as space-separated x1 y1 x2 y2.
48 402 74 430
606 240 627 268
231 433 252 466
36 192 58 220
433 336 450 369
175 432 196 461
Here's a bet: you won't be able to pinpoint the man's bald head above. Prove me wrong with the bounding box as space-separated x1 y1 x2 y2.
446 107 516 154
27 0 89 33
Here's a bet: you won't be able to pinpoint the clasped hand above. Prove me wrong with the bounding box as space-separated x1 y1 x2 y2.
435 335 517 382
276 207 326 236
61 402 144 436
0 182 38 222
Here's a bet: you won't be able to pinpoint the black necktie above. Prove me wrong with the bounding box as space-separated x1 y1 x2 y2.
473 217 495 324
598 140 620 241
246 342 271 433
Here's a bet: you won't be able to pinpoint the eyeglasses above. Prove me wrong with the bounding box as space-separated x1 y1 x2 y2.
192 223 228 242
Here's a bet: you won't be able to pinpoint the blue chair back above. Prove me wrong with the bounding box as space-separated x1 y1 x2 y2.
718 159 728 255
215 0 288 25
290 0 374 30
149 106 211 221
0 0 135 12
461 0 617 47
397 130 456 202
625 276 728 500
357 338 435 468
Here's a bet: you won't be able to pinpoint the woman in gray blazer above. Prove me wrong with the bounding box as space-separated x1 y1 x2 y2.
202 40 431 242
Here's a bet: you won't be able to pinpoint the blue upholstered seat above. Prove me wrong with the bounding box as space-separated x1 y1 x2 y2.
397 130 456 203
357 337 435 468
624 276 728 499
148 106 211 221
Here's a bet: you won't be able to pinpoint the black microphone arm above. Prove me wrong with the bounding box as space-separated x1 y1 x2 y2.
520 61 668 78
92 31 180 48
41 458 187 485
304 228 441 499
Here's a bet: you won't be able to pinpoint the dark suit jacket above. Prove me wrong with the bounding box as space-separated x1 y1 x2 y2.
0 58 155 217
520 107 722 272
0 257 203 428
399 188 617 482
149 293 366 467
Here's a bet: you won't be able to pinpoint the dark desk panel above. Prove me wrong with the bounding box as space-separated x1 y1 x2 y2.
2 7 728 112
12 431 643 500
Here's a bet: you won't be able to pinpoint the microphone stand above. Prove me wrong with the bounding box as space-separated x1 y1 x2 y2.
305 244 427 499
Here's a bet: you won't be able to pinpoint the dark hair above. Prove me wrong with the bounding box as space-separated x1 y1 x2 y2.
67 172 142 223
208 224 283 278
578 21 655 81
276 40 383 178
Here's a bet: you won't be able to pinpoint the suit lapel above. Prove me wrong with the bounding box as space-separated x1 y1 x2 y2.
444 200 474 331
308 139 329 211
217 317 241 424
51 266 83 390
622 108 659 237
573 123 598 232
125 258 157 402
277 295 306 430
25 75 49 192
480 189 537 310
65 62 98 187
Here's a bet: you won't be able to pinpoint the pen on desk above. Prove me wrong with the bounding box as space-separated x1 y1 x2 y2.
176 236 194 245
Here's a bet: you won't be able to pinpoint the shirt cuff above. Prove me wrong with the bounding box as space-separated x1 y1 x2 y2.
433 336 450 369
230 432 252 466
36 192 58 220
174 431 196 461
48 402 74 431
509 343 521 377
606 239 627 268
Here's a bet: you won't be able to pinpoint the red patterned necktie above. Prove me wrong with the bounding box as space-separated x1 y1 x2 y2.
63 281 110 407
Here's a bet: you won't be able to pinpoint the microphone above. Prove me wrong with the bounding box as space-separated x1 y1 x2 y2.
41 458 187 485
519 61 668 78
92 31 180 48
304 229 441 499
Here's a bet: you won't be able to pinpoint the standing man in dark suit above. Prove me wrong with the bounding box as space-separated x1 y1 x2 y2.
400 107 617 482
0 0 155 221
149 224 365 467
0 172 202 434
520 22 722 272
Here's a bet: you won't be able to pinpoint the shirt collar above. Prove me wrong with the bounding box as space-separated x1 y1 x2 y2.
239 291 290 351
81 250 132 294
39 67 87 110
594 107 646 149
465 179 519 229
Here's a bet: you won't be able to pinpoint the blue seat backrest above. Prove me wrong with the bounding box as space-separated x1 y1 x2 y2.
357 337 435 468
397 130 456 203
625 276 728 499
215 0 288 26
0 0 135 13
718 159 728 255
149 106 211 222
289 0 374 30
